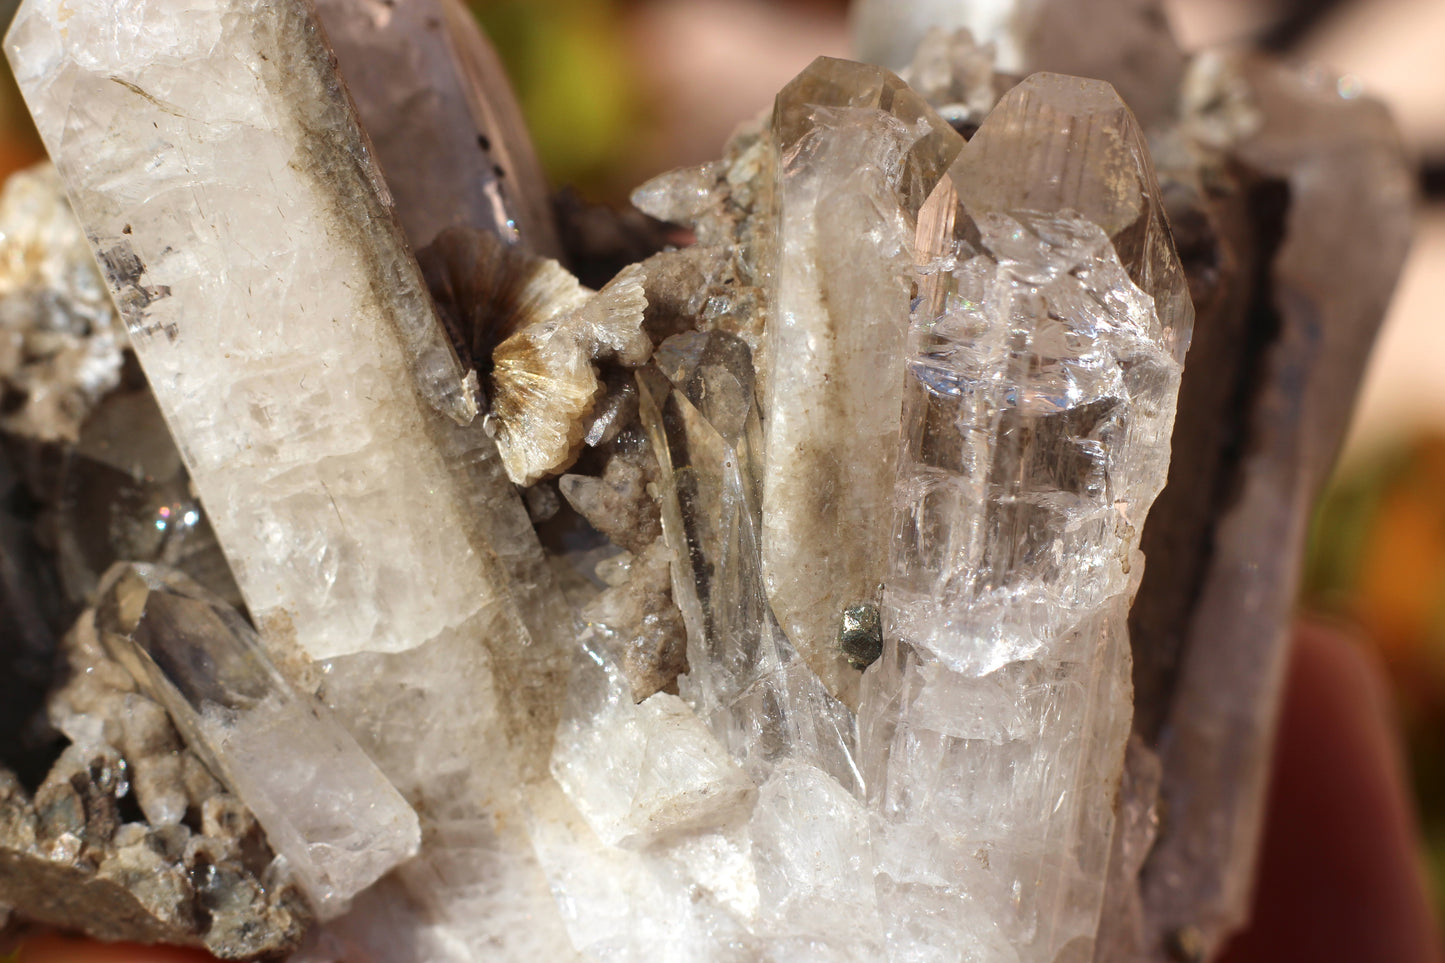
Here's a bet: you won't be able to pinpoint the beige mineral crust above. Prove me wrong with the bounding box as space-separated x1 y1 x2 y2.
0 163 123 443
0 608 311 959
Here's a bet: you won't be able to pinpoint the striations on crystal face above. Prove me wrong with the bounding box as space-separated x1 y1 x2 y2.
0 0 1409 950
762 56 964 709
315 0 562 257
4 0 504 662
93 563 421 919
858 72 1192 963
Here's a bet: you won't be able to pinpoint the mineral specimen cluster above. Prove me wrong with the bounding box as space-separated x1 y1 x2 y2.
0 0 1413 961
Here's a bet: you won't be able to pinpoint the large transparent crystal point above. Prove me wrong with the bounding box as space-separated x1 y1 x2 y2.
1 0 547 661
944 72 1193 360
860 70 1192 963
763 56 964 708
93 563 421 920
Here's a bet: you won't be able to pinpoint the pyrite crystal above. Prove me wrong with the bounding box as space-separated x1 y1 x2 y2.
0 0 1415 961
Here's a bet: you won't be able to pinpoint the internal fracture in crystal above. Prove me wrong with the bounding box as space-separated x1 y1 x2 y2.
6 0 501 662
859 72 1192 963
0 0 1413 958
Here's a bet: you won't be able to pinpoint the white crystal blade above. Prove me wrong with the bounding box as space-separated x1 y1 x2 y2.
3 0 513 661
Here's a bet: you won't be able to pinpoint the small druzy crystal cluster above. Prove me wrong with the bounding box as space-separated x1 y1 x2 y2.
0 1 1413 962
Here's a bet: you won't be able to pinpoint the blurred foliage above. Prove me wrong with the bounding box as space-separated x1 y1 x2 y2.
472 0 648 200
1306 434 1445 918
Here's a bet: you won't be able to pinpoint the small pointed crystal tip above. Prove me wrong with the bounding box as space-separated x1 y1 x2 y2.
95 563 421 920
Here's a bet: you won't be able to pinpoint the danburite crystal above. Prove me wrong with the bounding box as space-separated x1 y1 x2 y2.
762 56 964 708
5 0 503 663
93 562 421 918
315 0 561 257
858 73 1192 962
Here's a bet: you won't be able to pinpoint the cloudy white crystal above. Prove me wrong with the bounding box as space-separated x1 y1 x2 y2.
94 563 421 919
5 0 495 662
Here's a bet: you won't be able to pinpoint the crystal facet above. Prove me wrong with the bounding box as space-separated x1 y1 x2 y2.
1 0 1403 952
316 0 561 256
858 73 1192 963
5 0 496 662
763 57 965 708
94 563 421 919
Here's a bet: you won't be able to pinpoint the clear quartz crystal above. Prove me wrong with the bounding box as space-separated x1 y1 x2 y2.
535 322 882 961
6 2 584 959
762 57 964 709
92 562 420 919
859 73 1192 962
640 331 861 793
5 0 499 663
